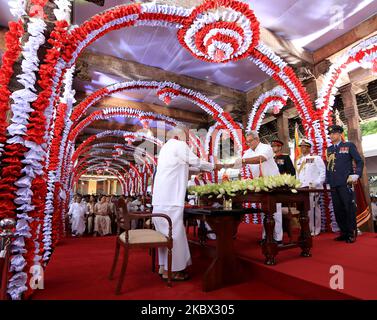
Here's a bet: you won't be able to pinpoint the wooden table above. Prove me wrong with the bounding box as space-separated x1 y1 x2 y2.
230 189 315 266
184 207 247 292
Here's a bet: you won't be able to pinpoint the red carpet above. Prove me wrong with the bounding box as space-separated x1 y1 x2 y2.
32 224 377 300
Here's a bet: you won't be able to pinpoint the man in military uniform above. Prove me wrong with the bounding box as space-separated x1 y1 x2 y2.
326 125 364 243
271 139 295 176
296 139 326 236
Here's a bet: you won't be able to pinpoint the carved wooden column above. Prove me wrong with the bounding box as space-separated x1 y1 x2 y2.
276 111 290 153
339 83 373 232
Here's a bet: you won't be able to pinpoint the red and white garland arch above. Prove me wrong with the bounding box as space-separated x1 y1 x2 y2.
246 86 288 132
316 34 377 151
0 0 325 299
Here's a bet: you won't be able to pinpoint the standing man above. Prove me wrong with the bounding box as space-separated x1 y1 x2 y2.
296 139 326 236
68 195 87 237
152 127 219 281
271 139 296 176
233 130 283 244
326 125 364 243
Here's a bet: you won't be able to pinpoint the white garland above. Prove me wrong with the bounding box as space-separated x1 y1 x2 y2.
6 17 47 300
53 0 72 22
8 0 27 18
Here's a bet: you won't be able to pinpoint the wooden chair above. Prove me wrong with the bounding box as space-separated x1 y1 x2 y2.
109 198 173 294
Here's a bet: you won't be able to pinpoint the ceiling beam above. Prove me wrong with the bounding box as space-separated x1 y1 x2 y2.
76 91 209 126
313 14 377 64
78 50 245 101
260 27 314 65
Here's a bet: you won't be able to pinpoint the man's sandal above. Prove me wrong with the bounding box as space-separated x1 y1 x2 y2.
162 271 190 281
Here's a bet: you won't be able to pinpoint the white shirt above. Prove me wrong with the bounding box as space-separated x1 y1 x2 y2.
68 202 87 217
242 143 279 177
296 154 326 188
152 139 214 207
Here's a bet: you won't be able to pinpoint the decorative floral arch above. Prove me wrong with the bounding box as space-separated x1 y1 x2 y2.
0 0 325 299
247 86 288 132
316 34 377 151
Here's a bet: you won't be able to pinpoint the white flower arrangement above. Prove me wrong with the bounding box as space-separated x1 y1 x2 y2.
188 174 302 198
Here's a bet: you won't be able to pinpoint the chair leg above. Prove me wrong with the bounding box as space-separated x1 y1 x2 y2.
109 240 120 280
115 247 129 295
151 248 156 273
167 247 172 288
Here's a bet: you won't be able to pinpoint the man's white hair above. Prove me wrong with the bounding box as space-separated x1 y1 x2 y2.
245 130 259 139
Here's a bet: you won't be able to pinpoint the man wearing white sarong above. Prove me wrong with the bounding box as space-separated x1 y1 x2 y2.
94 196 112 236
233 131 283 243
152 128 216 281
69 195 87 236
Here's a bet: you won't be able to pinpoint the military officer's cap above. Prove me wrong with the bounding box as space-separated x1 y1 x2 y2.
299 139 312 147
328 125 344 134
271 139 284 147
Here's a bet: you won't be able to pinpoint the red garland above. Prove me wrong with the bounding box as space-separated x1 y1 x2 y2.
26 20 69 144
48 103 68 171
23 174 47 299
72 136 97 163
0 20 24 145
0 144 27 220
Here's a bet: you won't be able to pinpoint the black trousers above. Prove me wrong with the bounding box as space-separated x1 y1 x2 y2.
331 185 357 237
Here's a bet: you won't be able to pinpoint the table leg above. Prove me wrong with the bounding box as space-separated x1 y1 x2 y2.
203 215 244 292
297 202 312 257
262 205 278 265
198 218 207 245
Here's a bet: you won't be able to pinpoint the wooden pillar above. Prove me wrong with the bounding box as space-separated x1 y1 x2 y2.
339 83 373 232
277 111 290 153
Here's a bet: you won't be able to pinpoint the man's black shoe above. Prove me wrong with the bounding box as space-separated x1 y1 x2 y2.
346 236 356 243
334 234 347 241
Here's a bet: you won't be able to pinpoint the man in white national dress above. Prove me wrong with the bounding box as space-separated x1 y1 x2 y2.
232 130 283 244
152 127 220 281
296 139 326 236
68 195 88 237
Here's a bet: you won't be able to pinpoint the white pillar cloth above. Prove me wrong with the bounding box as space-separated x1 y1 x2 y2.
152 205 192 272
309 193 322 236
261 203 283 241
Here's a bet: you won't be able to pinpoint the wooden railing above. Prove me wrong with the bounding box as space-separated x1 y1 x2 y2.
0 218 16 300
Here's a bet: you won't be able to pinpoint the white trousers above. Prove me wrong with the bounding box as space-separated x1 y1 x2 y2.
261 203 283 241
309 193 321 236
152 206 192 272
